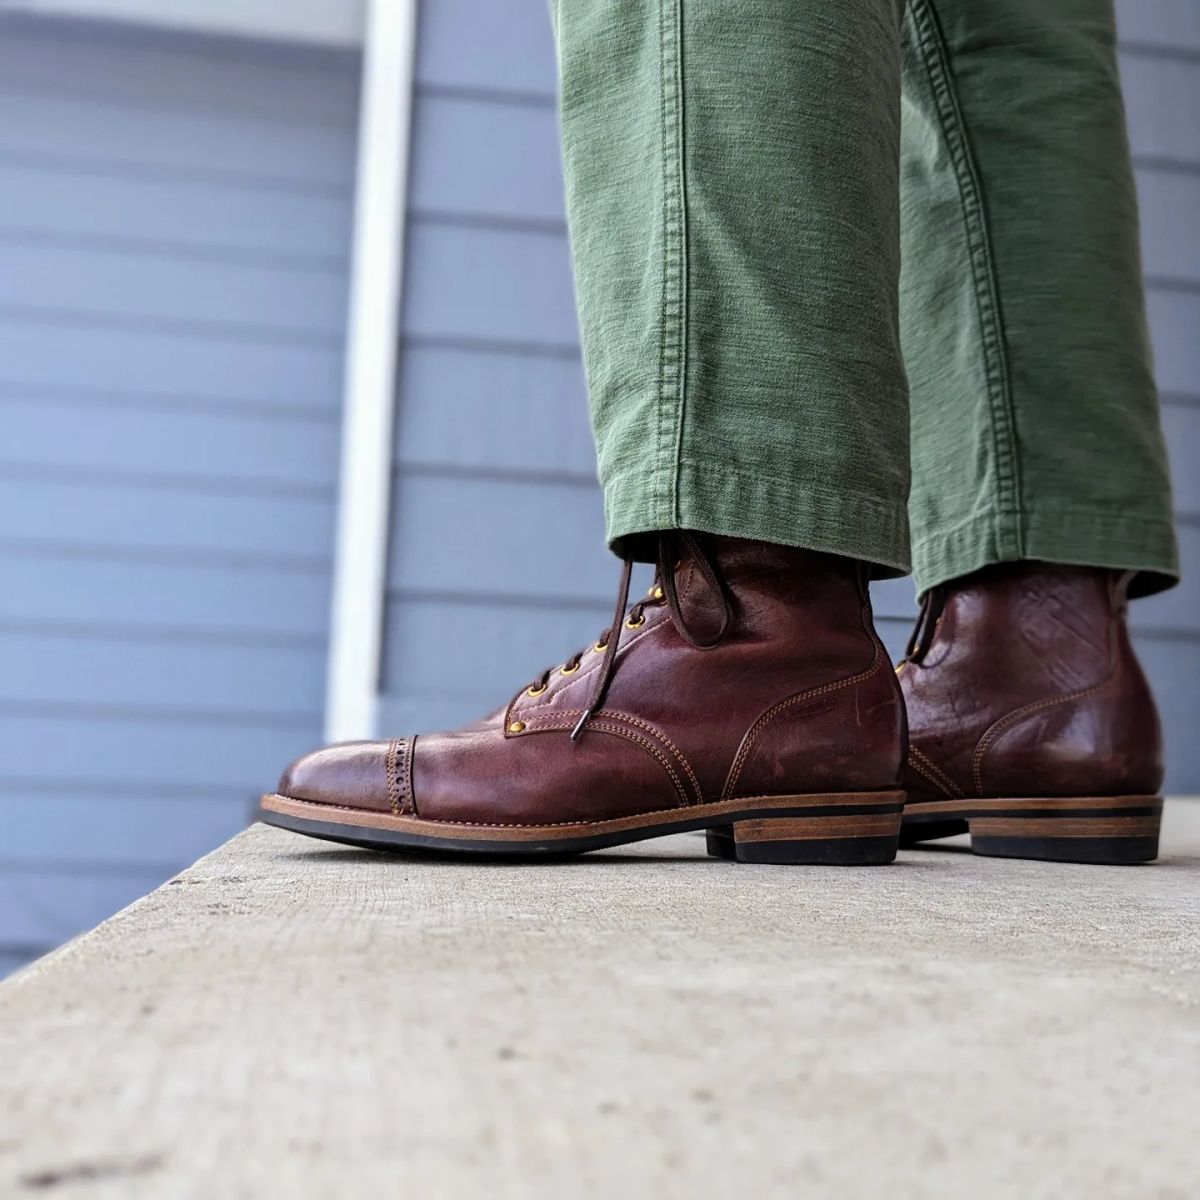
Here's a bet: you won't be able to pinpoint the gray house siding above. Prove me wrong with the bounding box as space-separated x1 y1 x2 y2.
0 18 358 969
382 0 1200 785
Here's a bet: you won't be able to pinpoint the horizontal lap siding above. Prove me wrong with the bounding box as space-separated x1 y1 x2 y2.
1 552 329 638
1 788 249 952
3 321 344 414
381 2 1200 796
4 393 339 491
5 714 318 792
1115 1 1200 55
0 19 358 974
1116 0 1200 804
380 1 599 750
0 866 180 952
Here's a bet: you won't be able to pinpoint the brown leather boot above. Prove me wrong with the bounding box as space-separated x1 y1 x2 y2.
898 563 1164 864
261 533 906 864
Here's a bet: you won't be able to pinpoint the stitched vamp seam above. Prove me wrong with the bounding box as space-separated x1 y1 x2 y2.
519 709 702 807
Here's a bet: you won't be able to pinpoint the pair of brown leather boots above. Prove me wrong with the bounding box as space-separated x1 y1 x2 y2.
262 533 1164 866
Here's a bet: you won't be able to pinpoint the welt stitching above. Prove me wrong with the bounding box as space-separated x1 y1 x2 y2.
907 745 961 799
971 678 1109 795
723 646 883 799
907 0 1023 555
272 791 896 830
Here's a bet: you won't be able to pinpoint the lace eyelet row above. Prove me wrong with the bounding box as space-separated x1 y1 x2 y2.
520 580 664 705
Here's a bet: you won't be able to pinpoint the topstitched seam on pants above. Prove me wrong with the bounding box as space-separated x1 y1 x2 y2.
654 0 667 525
668 0 689 528
676 456 908 523
913 506 1180 545
911 505 1181 581
655 0 687 528
907 0 1024 561
603 458 911 525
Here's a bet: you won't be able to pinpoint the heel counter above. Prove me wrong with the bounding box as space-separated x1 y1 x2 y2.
1110 617 1165 791
980 615 1164 797
724 636 906 799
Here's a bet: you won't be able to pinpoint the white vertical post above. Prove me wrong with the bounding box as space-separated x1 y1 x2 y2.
324 0 417 742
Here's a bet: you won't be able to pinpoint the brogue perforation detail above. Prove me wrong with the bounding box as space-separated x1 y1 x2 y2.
386 736 416 817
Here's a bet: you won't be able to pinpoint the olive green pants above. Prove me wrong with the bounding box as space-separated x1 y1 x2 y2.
552 0 1178 595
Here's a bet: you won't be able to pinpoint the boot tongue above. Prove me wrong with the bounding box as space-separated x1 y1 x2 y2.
660 532 731 649
905 586 947 664
689 536 868 635
572 532 730 741
671 557 728 644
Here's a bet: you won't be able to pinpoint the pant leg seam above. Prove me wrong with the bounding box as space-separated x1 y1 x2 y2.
670 0 689 529
654 0 668 523
906 0 1024 556
655 0 688 528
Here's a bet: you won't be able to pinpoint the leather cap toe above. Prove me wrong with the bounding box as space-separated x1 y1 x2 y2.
276 740 393 812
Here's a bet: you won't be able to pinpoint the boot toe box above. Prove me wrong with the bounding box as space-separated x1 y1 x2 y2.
276 740 394 813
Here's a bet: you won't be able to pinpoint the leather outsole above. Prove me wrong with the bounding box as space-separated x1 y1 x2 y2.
259 790 906 864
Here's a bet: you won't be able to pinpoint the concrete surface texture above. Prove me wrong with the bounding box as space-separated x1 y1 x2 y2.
1 805 1198 1199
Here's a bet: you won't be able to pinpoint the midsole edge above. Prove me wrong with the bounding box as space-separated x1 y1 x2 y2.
904 795 1162 819
260 790 904 844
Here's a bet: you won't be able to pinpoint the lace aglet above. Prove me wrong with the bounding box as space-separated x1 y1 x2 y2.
569 710 592 743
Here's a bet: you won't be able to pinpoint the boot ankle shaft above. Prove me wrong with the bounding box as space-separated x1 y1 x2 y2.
696 536 869 622
936 562 1126 665
953 561 1125 610
904 563 1164 799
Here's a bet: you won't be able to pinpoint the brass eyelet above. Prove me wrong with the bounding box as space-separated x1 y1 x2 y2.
527 683 547 697
625 614 646 630
650 585 664 601
592 641 608 654
560 662 580 675
508 720 526 734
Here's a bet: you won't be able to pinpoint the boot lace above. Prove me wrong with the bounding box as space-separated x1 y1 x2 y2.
523 531 732 741
902 585 946 665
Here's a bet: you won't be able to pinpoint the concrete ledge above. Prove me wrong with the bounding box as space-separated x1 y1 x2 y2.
2 805 1199 1196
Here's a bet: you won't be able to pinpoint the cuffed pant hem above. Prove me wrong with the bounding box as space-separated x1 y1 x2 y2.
913 509 1180 599
603 457 912 580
